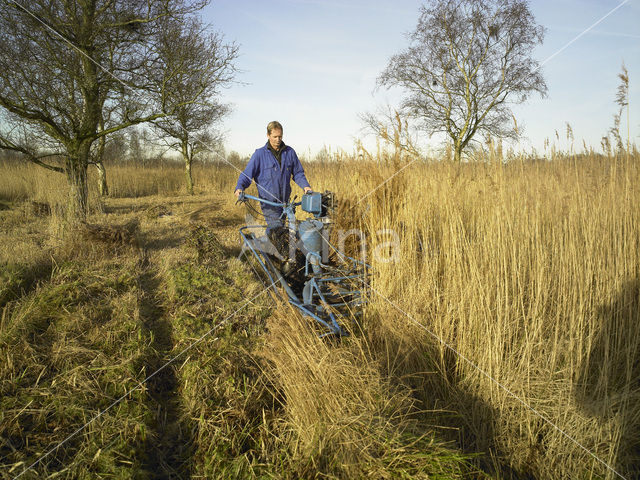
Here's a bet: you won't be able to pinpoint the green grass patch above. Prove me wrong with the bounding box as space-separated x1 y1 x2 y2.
0 257 155 479
163 250 276 477
0 259 53 309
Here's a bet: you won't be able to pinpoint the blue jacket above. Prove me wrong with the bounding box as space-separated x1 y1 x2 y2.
235 142 311 204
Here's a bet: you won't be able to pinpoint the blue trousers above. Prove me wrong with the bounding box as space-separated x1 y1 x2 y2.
262 205 284 235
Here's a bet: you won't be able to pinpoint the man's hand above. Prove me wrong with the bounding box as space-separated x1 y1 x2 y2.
235 188 242 198
303 187 313 194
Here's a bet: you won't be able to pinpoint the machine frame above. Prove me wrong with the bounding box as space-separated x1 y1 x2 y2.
237 191 369 336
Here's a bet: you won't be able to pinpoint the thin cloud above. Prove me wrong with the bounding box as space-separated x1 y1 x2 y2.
549 26 640 40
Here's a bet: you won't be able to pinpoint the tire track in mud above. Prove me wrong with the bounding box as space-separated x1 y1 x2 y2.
136 251 194 479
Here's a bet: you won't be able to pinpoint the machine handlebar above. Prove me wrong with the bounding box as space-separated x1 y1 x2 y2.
237 192 302 209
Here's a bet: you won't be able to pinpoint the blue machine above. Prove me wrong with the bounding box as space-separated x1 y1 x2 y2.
237 191 369 336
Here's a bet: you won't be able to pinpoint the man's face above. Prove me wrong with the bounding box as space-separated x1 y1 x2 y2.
268 129 283 150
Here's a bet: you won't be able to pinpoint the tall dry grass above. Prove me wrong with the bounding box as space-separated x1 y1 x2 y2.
320 154 639 478
250 150 639 478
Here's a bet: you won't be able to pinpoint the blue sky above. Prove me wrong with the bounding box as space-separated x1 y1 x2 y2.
203 0 640 157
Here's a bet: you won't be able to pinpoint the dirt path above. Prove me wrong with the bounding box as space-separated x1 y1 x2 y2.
130 194 244 479
135 251 194 479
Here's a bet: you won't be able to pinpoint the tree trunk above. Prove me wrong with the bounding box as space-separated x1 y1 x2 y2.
453 143 462 163
96 160 109 196
96 118 109 196
185 157 194 195
65 143 91 219
182 141 194 195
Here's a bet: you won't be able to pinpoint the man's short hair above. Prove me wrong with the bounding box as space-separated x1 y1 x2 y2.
267 121 283 134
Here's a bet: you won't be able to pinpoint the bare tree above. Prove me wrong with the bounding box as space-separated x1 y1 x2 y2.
150 18 238 194
377 0 547 162
0 0 209 218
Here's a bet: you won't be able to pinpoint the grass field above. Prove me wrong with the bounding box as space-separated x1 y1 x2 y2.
0 149 638 479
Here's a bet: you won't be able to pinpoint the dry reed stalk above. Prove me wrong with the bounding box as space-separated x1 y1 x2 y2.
358 156 639 478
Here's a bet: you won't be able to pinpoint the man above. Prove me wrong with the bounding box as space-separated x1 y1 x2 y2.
235 121 312 231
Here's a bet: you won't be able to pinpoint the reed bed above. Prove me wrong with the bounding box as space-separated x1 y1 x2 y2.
0 149 638 479
299 153 639 478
